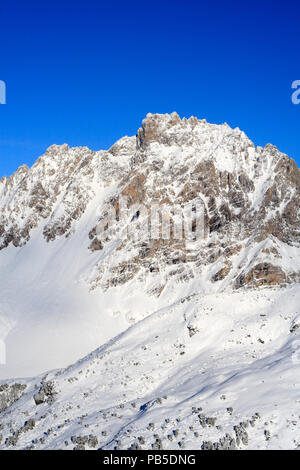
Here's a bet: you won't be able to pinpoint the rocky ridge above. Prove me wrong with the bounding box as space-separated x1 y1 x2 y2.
0 112 299 293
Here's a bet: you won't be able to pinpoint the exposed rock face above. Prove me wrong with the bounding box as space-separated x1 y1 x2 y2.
235 263 287 288
137 112 182 148
0 112 299 291
0 383 27 412
33 381 57 406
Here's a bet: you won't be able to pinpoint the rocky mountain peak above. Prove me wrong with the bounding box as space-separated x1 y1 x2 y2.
0 113 299 293
0 112 300 384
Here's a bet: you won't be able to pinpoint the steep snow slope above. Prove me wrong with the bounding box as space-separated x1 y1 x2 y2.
0 285 299 450
0 230 165 379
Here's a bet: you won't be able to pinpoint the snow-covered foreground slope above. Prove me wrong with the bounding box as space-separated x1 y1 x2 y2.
1 285 300 450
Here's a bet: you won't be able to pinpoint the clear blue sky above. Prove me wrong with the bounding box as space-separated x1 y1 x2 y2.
0 0 300 177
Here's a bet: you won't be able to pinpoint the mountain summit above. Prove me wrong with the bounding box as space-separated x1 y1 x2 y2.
1 112 299 292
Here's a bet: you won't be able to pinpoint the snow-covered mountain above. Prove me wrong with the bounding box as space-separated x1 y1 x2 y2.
0 113 299 450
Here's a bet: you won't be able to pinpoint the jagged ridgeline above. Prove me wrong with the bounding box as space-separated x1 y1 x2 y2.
0 112 299 291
